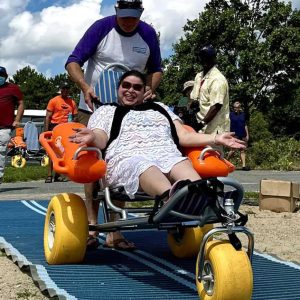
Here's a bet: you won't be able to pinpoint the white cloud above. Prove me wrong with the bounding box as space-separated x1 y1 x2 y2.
0 0 29 36
0 0 103 75
0 0 298 76
142 0 206 53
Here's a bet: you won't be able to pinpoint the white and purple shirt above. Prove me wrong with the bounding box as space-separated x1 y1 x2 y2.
66 15 162 111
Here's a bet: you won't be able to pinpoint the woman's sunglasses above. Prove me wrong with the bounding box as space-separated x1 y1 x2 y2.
121 81 144 92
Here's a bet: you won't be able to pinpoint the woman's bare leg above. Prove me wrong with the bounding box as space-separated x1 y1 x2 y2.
106 166 171 250
106 199 135 250
106 163 200 249
169 159 201 182
84 182 99 237
139 166 173 197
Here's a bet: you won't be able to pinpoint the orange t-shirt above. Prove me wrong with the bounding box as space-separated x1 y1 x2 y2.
46 95 78 124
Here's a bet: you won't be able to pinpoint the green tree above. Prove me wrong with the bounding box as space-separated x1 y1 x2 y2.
159 0 300 120
11 66 56 109
10 66 80 109
49 73 81 103
268 75 300 139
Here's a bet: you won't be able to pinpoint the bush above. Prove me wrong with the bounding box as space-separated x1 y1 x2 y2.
247 138 300 170
248 111 272 142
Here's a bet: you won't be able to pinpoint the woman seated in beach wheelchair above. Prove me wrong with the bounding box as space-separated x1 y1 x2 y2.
40 70 254 300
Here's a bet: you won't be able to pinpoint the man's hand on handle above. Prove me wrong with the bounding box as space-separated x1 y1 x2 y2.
83 87 98 111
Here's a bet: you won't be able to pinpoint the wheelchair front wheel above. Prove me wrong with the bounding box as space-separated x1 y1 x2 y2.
11 155 26 168
167 225 213 258
44 193 88 264
196 240 253 300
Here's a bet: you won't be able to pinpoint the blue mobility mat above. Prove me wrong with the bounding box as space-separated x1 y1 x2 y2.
0 200 300 300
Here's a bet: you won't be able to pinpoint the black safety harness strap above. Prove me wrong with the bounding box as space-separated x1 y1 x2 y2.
148 189 170 224
102 101 181 157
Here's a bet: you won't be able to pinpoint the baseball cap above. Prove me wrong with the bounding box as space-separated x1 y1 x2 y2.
0 66 8 77
198 44 217 60
182 80 194 93
60 82 70 89
115 0 144 18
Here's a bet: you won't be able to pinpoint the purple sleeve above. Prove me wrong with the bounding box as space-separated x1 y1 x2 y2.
138 21 162 74
65 16 116 68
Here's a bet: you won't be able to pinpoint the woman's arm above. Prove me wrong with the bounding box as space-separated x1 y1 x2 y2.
69 128 108 150
174 120 246 149
245 125 249 141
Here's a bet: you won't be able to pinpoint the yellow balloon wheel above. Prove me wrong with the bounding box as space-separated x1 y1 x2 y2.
12 155 26 168
196 240 253 300
167 224 213 258
44 193 88 265
40 155 49 167
11 155 15 166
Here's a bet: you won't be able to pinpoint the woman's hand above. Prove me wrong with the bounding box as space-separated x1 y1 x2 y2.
69 128 95 146
215 132 246 149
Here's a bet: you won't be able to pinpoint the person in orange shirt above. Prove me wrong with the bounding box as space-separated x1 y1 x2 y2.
44 82 78 183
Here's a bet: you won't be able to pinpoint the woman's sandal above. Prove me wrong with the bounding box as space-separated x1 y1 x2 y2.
86 236 100 250
45 176 53 183
103 238 136 251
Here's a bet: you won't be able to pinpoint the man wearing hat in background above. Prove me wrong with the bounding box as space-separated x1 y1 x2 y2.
0 66 24 185
44 82 78 183
190 44 230 153
182 80 194 101
65 0 162 251
175 80 200 131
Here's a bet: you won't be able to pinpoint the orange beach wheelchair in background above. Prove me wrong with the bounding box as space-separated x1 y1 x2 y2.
39 122 254 300
7 127 49 168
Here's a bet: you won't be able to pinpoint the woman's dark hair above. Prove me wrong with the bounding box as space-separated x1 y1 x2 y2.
118 70 147 88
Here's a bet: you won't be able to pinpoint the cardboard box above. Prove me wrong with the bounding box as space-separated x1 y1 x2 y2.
259 179 299 212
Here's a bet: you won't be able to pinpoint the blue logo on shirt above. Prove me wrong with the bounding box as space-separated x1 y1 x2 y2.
133 47 146 54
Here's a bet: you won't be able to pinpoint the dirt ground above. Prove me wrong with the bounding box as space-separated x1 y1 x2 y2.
0 205 299 300
0 253 49 300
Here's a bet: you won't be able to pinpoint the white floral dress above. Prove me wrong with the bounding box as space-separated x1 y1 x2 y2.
88 102 186 197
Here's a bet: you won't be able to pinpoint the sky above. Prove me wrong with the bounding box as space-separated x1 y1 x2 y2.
0 0 299 78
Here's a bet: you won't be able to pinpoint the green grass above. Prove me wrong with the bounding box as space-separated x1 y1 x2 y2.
3 165 47 183
243 191 259 206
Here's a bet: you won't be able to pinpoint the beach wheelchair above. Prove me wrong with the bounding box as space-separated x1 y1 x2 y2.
7 123 49 168
40 121 254 300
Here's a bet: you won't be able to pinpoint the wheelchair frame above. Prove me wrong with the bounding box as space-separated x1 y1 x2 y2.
41 128 255 300
91 175 254 264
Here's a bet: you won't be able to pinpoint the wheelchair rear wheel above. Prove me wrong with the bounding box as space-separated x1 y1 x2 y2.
11 155 26 168
44 193 88 264
196 240 253 300
40 155 49 167
167 225 213 258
